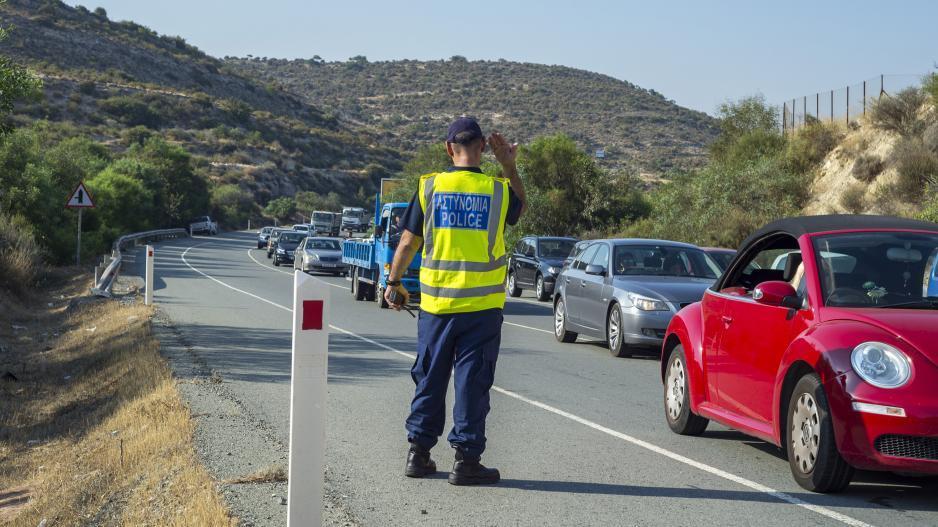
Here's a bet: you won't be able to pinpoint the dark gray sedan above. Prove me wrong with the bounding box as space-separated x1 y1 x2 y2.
553 239 721 357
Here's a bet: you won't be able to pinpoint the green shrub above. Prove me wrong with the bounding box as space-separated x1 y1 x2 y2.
869 87 927 137
892 137 938 200
0 213 43 294
98 96 161 128
852 154 883 182
785 123 840 175
840 183 867 213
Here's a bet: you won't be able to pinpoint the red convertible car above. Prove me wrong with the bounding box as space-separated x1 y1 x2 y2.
661 215 938 492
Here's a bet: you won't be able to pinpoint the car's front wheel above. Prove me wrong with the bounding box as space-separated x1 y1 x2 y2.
607 304 632 358
274 258 280 267
664 345 709 435
786 373 854 493
506 271 522 297
535 274 549 301
553 297 577 343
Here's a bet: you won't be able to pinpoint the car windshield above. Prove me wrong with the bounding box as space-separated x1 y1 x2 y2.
312 213 331 222
279 233 305 243
306 239 341 250
613 245 721 278
539 239 576 258
813 232 938 308
708 251 735 271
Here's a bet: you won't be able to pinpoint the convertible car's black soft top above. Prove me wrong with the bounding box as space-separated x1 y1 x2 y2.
739 215 938 250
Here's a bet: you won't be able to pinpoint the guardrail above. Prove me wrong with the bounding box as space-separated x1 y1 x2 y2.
91 228 188 297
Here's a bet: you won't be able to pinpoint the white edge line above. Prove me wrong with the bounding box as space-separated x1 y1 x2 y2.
179 242 875 527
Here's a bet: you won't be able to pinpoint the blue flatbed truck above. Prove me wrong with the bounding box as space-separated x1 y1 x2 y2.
342 199 421 308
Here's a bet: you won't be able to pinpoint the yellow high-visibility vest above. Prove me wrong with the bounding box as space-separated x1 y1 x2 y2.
418 170 510 314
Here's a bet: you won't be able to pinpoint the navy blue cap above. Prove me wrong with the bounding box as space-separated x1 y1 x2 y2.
446 117 483 144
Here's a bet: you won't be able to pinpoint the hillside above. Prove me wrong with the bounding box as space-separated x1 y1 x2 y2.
0 0 404 203
804 88 938 218
228 57 720 174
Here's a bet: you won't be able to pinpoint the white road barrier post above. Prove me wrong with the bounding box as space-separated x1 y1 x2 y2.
287 270 330 526
144 245 154 306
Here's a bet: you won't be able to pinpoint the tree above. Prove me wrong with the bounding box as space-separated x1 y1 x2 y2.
210 184 253 227
263 197 296 223
517 134 602 233
710 95 780 163
87 167 155 236
125 137 209 226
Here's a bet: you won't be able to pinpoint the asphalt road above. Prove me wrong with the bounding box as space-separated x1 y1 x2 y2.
130 231 938 527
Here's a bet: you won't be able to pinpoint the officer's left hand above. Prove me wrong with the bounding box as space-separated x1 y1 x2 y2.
385 284 410 310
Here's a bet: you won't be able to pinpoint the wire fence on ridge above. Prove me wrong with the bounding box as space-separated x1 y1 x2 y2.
780 73 924 133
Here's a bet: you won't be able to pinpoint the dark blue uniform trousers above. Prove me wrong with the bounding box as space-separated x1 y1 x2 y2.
406 307 503 460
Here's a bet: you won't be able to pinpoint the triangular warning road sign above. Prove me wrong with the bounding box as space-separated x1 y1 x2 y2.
66 181 95 208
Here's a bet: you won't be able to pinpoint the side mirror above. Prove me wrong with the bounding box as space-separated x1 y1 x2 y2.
585 264 606 276
753 280 801 309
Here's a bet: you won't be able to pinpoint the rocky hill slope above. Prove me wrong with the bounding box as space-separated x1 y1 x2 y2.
1 0 403 202
228 57 720 174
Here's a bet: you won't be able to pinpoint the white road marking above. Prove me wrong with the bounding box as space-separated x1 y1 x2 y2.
504 321 553 334
180 243 873 527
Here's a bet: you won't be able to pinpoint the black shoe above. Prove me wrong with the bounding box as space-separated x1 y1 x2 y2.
404 444 437 478
448 455 500 486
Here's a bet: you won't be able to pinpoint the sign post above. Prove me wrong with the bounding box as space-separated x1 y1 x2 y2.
144 245 154 306
65 181 95 266
286 271 330 526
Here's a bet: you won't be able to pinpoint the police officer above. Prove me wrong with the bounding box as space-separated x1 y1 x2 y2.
384 117 525 485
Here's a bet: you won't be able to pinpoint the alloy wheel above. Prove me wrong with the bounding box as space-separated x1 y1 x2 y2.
608 307 621 350
554 301 565 336
666 357 686 421
508 274 516 293
791 393 821 474
536 277 543 299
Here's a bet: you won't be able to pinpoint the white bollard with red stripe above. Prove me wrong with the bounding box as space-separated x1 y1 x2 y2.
144 245 154 306
287 270 330 526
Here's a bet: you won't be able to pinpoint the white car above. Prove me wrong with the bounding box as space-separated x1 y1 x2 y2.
292 224 311 234
189 216 217 235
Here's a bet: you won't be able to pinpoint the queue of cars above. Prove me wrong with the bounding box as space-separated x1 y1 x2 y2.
252 213 938 493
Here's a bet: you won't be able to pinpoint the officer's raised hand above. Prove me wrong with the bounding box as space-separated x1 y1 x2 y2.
488 132 518 167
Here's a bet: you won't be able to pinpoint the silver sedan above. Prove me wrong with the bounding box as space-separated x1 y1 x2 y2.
553 239 720 357
294 237 348 276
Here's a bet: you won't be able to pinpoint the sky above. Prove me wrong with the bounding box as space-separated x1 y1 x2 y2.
66 0 937 116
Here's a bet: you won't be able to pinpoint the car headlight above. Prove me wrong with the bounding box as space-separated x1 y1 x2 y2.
625 292 669 311
307 252 319 260
547 266 560 275
851 342 911 389
276 248 285 254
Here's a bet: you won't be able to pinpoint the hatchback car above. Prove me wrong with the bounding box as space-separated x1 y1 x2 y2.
661 215 938 493
274 231 307 266
553 239 720 357
507 236 578 300
294 237 348 276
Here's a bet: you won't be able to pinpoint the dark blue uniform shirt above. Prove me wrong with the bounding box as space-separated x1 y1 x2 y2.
399 166 523 236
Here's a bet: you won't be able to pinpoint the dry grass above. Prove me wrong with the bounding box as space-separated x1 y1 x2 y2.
0 273 235 526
